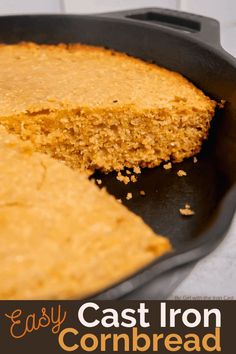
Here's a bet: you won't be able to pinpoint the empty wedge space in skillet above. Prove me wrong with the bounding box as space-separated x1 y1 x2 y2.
0 42 216 172
0 127 171 300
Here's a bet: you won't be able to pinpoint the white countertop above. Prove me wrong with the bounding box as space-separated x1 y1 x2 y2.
169 216 236 299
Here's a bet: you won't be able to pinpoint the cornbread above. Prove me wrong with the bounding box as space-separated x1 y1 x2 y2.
0 42 216 172
163 162 172 170
177 169 187 177
126 192 133 200
134 167 141 174
179 204 195 216
130 175 137 183
0 128 171 299
116 171 130 184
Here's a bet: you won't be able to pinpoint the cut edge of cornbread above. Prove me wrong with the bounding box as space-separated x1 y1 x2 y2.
0 104 215 173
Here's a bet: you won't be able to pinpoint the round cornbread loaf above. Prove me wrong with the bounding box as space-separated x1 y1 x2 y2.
0 43 216 172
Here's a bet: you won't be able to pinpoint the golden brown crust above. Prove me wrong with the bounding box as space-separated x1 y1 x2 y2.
0 42 214 110
0 42 215 116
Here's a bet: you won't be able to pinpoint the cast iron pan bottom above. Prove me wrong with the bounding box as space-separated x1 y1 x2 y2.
90 118 229 299
93 132 228 251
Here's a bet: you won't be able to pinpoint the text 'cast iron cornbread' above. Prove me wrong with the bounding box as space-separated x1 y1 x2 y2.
0 43 216 173
0 127 171 299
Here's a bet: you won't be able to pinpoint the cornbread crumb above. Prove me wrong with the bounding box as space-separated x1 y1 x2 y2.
133 166 141 174
218 99 226 109
193 156 198 163
96 179 102 185
126 170 131 175
140 190 146 196
130 175 137 183
179 204 195 216
163 162 172 170
177 169 187 177
117 199 122 203
126 192 133 200
116 172 130 185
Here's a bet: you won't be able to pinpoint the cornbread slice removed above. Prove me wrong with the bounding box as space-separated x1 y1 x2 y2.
0 128 171 300
0 42 216 172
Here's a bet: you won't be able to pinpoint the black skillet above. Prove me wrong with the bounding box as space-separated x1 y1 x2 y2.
0 8 235 299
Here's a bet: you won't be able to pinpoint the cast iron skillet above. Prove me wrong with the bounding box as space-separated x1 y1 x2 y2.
0 8 235 299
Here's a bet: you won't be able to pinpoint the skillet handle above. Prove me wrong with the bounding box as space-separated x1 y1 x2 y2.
101 7 221 48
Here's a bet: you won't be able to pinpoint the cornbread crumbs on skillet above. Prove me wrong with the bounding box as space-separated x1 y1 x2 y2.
116 171 130 184
130 175 137 183
0 42 216 173
177 169 187 177
133 167 141 174
179 204 195 216
163 162 172 170
0 127 171 300
126 192 133 200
